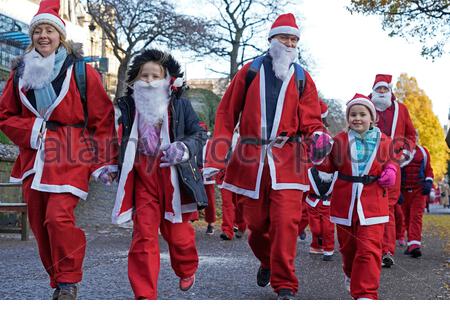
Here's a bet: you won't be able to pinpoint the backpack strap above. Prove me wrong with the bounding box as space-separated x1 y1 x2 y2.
244 56 264 95
73 60 88 131
293 62 305 96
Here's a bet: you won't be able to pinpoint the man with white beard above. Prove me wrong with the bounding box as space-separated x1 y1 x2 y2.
369 74 417 268
204 13 331 299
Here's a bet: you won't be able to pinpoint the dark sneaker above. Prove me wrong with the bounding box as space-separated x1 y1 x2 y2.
52 288 60 300
220 233 232 241
410 247 422 258
256 266 271 287
57 283 78 300
179 275 195 291
382 252 395 268
322 254 334 261
233 226 239 233
299 231 306 240
206 224 214 235
277 288 295 300
235 230 244 239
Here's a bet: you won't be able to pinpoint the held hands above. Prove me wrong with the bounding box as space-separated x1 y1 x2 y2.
309 132 333 163
159 141 188 168
378 163 397 188
98 167 118 186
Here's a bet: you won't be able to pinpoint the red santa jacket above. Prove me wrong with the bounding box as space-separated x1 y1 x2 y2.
205 59 324 199
376 99 416 162
0 61 117 200
401 144 434 189
318 130 392 226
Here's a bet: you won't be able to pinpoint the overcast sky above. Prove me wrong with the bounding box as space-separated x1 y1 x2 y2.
176 0 450 126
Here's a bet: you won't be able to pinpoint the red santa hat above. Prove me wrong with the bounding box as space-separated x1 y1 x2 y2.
372 74 393 91
268 13 300 39
29 0 66 38
319 99 328 119
346 93 376 121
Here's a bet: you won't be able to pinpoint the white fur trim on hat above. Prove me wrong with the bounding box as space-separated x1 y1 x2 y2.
346 97 376 121
373 81 391 91
29 13 66 38
269 26 300 39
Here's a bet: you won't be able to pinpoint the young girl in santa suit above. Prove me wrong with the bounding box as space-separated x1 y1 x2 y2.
0 0 118 299
318 93 397 299
112 49 207 299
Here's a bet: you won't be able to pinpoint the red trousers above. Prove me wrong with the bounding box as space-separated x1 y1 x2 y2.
307 203 335 253
221 188 246 239
204 184 216 224
336 212 384 300
237 164 302 294
394 203 405 240
22 176 85 288
298 199 309 236
382 168 400 255
128 156 198 299
401 187 426 246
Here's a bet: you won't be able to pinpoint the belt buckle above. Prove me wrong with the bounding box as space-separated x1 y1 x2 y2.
271 135 289 149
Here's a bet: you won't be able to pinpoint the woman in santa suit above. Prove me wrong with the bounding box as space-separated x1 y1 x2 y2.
0 0 118 299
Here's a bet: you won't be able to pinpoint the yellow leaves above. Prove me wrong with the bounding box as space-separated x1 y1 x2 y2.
395 73 449 180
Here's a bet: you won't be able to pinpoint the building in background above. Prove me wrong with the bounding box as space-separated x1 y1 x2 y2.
0 0 120 98
187 78 228 97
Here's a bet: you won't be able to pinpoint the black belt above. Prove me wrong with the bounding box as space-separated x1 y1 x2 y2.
338 173 378 185
309 193 330 201
241 135 302 145
46 121 85 131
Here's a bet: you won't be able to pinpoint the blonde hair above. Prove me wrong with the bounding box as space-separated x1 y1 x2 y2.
25 26 72 54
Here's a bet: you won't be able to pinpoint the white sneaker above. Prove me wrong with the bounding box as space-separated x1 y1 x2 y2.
344 275 351 293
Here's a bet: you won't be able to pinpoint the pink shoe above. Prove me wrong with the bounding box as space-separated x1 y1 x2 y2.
179 275 196 291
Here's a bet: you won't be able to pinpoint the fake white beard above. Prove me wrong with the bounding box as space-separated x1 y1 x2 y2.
371 91 392 111
133 77 170 128
22 49 56 89
268 38 298 81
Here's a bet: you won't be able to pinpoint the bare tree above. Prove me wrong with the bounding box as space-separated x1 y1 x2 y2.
206 0 291 79
347 0 450 59
86 0 218 99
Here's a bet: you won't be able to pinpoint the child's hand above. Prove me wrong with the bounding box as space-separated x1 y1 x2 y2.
309 132 333 164
378 163 397 188
159 142 188 167
138 125 161 156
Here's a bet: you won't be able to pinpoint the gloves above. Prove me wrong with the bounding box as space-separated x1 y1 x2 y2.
309 132 333 163
378 163 397 188
422 180 433 195
138 124 161 156
160 141 188 168
97 167 118 186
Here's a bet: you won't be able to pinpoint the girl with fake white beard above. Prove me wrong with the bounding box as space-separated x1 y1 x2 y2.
0 0 118 300
112 49 208 299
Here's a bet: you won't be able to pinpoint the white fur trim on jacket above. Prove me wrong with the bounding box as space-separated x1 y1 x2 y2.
30 117 44 150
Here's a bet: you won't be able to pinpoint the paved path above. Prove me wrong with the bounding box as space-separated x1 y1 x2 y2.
0 181 448 300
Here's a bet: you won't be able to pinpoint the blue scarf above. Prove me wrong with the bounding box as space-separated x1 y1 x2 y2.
350 127 380 175
34 46 67 117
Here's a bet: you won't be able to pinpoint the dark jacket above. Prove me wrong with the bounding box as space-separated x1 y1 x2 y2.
116 94 208 209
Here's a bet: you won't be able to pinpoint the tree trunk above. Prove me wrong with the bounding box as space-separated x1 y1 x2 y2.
114 58 130 102
229 43 240 80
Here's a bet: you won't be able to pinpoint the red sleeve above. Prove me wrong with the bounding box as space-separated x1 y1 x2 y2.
0 72 43 149
85 65 118 173
423 147 434 181
205 63 250 170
